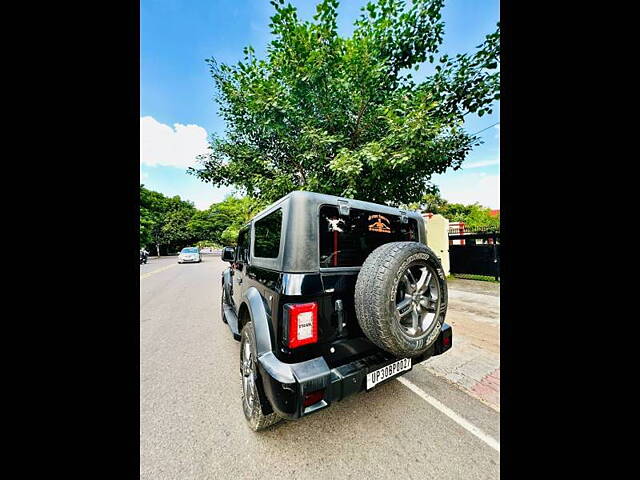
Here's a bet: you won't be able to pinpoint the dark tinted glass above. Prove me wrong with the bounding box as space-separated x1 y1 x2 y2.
319 206 418 268
254 209 282 258
236 226 250 263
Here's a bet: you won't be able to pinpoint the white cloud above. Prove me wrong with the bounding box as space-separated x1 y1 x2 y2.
432 171 500 209
140 116 209 168
190 185 235 210
464 158 500 169
445 175 499 208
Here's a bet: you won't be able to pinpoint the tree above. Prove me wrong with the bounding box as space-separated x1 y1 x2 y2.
140 185 197 256
191 0 499 205
140 213 154 248
196 240 222 249
208 195 266 245
161 207 197 250
187 209 222 243
404 187 447 213
220 225 241 246
183 194 267 247
406 189 499 229
441 202 499 229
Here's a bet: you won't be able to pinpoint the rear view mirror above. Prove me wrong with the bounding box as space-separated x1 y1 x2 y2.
222 246 235 262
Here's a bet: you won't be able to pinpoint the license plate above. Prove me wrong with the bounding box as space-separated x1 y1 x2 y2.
366 358 412 390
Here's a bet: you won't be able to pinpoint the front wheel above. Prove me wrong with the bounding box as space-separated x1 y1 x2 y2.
240 322 282 431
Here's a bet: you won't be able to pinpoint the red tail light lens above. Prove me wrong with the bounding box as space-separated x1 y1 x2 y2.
285 302 318 349
303 389 325 407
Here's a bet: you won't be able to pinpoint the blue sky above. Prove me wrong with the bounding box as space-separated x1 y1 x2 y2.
141 0 500 210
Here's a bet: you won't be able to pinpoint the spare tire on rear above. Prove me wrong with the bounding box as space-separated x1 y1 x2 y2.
354 241 448 358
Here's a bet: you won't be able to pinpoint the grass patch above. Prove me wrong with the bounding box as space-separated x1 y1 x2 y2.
451 273 500 283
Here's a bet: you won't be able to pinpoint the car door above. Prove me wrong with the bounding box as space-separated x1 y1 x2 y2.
232 225 251 308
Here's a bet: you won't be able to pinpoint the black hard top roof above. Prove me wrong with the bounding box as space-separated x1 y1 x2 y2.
253 190 424 223
245 191 426 273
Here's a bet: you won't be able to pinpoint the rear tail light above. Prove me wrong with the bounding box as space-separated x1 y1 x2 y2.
284 302 318 349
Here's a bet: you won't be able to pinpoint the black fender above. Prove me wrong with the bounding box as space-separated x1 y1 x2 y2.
242 286 274 356
222 268 233 302
241 286 285 416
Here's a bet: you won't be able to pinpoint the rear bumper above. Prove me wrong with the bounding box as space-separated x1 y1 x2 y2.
257 323 452 420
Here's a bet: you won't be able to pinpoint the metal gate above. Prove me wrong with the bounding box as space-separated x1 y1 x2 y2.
448 228 500 280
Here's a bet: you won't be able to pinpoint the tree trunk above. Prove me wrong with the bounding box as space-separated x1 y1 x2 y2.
156 243 161 258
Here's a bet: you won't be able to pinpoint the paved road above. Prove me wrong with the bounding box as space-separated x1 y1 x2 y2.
140 256 500 480
426 278 500 410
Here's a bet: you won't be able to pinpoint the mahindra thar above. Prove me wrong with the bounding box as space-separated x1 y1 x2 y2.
220 191 452 430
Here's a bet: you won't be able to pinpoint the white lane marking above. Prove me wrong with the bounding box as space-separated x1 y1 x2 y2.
140 263 178 280
396 376 500 453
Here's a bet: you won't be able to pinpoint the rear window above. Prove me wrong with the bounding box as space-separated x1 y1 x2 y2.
319 206 418 268
254 208 283 258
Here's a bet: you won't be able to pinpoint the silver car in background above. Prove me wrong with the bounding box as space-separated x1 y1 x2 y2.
178 247 201 264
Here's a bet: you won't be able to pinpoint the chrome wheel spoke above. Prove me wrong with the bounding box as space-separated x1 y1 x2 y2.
242 342 255 409
416 268 431 294
411 310 419 330
414 267 427 292
405 269 417 291
403 277 416 294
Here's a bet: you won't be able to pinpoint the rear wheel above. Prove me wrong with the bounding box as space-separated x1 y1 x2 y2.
240 322 282 431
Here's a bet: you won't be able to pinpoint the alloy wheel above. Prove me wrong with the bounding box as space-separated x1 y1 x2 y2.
394 261 441 338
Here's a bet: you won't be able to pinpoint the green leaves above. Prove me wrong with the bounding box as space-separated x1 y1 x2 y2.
192 1 500 206
140 185 198 252
404 190 500 230
140 185 267 251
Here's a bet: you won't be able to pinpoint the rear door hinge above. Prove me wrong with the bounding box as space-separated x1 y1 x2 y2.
335 299 345 337
337 199 350 216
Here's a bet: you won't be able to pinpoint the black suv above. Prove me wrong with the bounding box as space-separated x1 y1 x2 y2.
221 191 452 430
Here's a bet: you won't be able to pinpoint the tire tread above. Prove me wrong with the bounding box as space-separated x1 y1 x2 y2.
354 241 447 357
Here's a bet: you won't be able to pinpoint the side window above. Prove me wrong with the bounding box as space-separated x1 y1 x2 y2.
236 226 251 263
253 209 283 258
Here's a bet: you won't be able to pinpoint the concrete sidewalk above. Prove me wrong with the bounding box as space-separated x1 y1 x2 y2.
420 278 500 411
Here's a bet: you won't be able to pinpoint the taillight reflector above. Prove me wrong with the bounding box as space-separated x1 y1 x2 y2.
285 302 318 348
303 389 325 407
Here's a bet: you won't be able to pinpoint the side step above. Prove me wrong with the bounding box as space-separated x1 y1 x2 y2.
222 304 241 341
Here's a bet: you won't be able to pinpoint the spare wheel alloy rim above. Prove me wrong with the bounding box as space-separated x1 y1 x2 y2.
394 260 441 339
